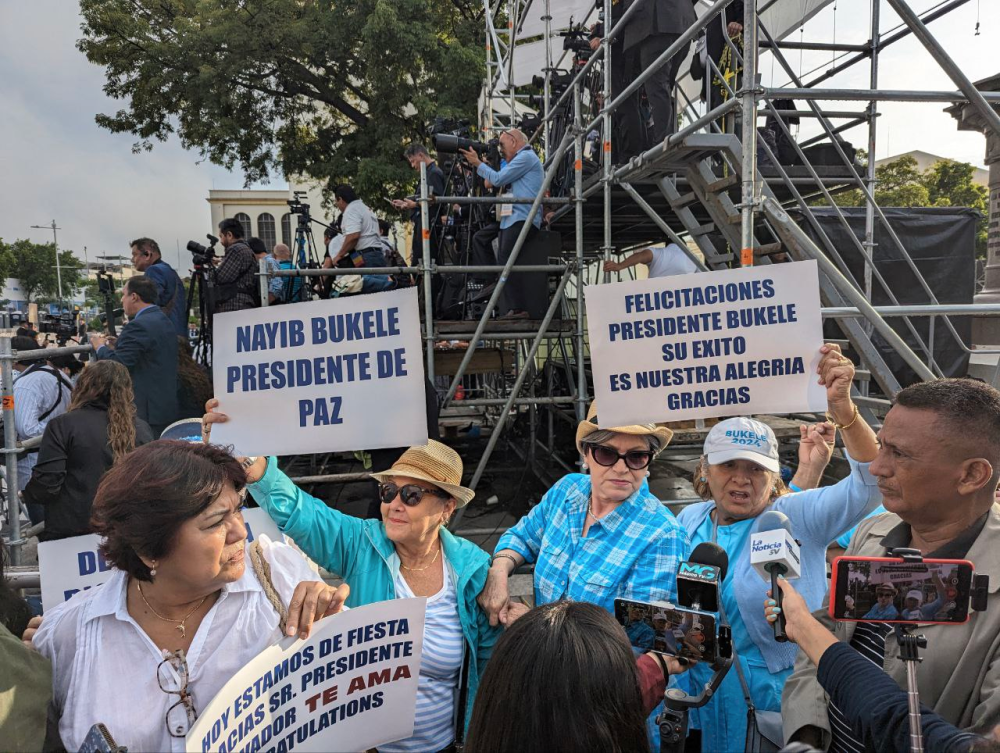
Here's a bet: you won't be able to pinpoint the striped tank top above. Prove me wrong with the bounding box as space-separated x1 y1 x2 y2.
380 562 465 753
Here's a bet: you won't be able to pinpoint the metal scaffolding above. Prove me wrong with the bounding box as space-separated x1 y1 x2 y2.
4 0 998 558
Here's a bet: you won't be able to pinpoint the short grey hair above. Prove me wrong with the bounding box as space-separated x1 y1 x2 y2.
404 143 431 159
582 430 662 455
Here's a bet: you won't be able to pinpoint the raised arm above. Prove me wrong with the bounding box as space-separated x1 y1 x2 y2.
604 249 654 274
818 344 878 463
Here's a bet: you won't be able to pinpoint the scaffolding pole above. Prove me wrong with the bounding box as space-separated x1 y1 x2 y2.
739 0 759 266
450 267 574 530
420 161 436 383
1 337 19 565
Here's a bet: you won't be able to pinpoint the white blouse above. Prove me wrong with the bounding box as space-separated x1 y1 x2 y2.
34 536 320 753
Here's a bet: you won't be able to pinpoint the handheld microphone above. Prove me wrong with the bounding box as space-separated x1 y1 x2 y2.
677 542 728 612
750 510 801 642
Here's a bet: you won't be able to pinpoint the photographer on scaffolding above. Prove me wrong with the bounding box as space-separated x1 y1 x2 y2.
213 217 258 313
459 129 543 320
392 144 447 264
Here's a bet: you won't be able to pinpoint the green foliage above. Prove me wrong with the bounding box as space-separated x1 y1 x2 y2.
0 239 85 303
78 0 486 204
824 155 989 257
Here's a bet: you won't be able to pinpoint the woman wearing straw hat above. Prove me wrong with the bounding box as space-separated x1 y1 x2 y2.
479 401 688 626
203 400 500 753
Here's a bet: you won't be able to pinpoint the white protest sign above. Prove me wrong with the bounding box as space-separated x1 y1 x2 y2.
37 509 283 612
210 288 428 456
186 597 426 753
585 260 827 426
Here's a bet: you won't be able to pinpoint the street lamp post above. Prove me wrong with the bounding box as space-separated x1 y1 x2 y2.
30 219 63 305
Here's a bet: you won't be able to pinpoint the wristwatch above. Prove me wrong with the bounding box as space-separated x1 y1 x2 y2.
241 456 263 483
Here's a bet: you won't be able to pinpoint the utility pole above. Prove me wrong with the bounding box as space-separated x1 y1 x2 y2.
30 220 63 306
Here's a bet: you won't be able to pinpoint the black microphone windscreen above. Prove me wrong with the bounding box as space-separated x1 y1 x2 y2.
690 541 729 582
755 510 794 535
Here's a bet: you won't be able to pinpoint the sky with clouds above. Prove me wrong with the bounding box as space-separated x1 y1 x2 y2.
0 0 996 270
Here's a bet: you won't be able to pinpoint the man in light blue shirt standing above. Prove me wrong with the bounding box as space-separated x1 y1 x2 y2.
460 129 543 319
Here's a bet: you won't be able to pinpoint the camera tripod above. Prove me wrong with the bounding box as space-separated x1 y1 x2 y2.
186 265 217 369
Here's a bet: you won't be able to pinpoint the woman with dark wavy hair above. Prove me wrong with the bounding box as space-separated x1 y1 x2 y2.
23 360 155 540
466 601 650 753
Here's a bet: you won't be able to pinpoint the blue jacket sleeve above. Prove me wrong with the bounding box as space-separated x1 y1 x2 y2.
95 320 147 370
476 149 535 188
494 482 554 563
817 642 980 753
773 453 882 547
247 457 366 576
144 265 170 308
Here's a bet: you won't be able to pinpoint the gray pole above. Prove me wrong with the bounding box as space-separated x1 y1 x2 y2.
31 220 64 305
574 84 588 425
739 0 759 265
863 0 881 335
543 0 552 156
1 335 20 565
420 161 436 384
602 0 614 282
885 0 1000 138
258 257 270 308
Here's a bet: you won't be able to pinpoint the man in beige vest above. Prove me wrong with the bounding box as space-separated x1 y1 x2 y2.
783 377 1000 749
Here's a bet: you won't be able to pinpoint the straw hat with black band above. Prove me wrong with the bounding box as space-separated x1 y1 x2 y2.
370 439 475 507
575 402 673 456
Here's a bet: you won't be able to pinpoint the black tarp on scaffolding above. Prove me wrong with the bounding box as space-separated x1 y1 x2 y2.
792 206 979 385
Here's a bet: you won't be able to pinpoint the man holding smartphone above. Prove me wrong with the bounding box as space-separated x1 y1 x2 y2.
782 378 1000 750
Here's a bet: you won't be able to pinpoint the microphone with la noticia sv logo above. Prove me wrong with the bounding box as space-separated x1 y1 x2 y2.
750 510 802 642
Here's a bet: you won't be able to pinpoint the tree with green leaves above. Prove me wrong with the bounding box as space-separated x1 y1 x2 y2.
78 0 487 204
0 239 85 304
827 155 989 257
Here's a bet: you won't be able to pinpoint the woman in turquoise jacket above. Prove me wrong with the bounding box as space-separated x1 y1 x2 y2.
204 405 499 753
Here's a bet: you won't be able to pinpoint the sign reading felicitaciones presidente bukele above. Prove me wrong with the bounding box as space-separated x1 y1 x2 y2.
586 260 827 426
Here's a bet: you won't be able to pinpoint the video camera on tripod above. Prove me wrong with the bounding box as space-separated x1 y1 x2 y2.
94 266 123 337
186 234 219 268
559 24 593 59
38 311 80 346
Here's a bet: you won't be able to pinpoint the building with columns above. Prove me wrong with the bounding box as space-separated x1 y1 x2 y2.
207 189 296 251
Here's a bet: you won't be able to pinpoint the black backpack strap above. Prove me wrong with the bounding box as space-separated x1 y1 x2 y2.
36 366 73 422
453 643 472 750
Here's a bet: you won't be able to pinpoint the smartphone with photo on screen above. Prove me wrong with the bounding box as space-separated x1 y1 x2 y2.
829 556 974 624
613 598 717 662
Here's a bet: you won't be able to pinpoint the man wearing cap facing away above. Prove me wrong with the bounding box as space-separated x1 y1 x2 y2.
674 344 883 753
202 404 502 752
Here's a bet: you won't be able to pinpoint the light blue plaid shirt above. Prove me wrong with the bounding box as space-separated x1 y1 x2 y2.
496 474 689 613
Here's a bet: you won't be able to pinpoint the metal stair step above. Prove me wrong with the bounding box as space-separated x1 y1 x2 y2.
706 174 740 193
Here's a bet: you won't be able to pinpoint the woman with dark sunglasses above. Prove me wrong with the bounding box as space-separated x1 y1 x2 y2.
479 400 688 625
204 399 500 753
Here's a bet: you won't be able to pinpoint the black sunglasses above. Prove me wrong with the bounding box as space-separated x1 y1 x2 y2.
587 444 654 470
378 481 450 507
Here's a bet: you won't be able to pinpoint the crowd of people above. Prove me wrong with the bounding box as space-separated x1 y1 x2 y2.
4 330 1000 752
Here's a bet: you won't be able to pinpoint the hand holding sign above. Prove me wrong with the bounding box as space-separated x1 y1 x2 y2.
286 582 351 639
202 398 269 483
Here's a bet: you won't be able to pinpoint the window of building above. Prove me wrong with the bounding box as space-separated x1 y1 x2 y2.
234 213 252 240
281 213 292 247
258 213 276 251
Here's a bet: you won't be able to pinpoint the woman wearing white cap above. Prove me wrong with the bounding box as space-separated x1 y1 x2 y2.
676 344 882 753
204 400 499 753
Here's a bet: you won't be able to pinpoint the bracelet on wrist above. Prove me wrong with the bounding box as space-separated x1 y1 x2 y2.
490 552 518 570
788 482 803 493
826 404 860 431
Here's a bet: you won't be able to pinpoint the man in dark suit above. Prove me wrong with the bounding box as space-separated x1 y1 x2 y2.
90 276 179 437
621 0 698 150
